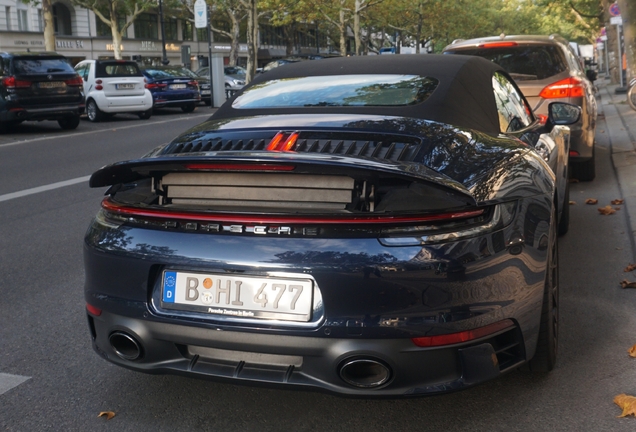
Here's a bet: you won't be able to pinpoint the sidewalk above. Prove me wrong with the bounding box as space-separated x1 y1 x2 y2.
598 79 636 253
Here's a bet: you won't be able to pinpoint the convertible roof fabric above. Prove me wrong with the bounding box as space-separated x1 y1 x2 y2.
212 55 508 135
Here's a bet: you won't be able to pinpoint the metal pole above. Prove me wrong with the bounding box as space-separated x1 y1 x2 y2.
617 24 624 88
207 6 214 107
159 0 169 65
605 40 610 78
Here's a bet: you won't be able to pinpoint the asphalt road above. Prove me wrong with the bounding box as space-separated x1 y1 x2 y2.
2 103 636 432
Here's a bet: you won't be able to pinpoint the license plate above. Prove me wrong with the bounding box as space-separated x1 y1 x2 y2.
116 83 135 89
201 90 210 95
170 84 187 89
161 271 313 322
39 81 64 89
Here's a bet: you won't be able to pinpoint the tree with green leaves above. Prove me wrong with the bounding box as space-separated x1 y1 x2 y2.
69 0 157 59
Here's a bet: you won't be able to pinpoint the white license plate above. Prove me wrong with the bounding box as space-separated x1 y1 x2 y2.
116 83 135 89
170 84 187 89
201 90 210 95
39 81 64 89
161 271 313 322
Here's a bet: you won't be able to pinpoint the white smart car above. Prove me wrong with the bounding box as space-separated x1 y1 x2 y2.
74 59 153 121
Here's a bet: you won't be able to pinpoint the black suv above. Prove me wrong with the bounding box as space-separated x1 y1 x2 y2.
0 52 85 131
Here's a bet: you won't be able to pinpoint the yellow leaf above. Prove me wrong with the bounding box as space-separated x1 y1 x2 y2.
98 411 115 420
614 394 636 417
598 205 616 215
569 201 576 205
585 198 598 205
629 345 636 358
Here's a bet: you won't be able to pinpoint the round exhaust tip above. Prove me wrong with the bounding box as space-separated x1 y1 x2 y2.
109 331 142 361
339 358 391 388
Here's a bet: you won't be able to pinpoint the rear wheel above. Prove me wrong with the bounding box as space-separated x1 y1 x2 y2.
58 115 80 130
528 206 559 372
571 148 595 182
138 109 152 120
86 99 103 122
181 104 196 113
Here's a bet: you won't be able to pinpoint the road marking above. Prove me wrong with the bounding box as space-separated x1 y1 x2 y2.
0 175 91 203
0 113 211 149
0 373 30 395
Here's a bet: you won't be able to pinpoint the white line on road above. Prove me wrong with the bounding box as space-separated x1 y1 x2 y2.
0 373 30 396
0 113 211 149
0 175 91 203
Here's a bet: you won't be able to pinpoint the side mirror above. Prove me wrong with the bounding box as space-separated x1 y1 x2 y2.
547 102 581 127
586 69 597 82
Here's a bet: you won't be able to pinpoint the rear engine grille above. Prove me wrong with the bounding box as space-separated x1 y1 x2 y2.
162 133 422 163
160 172 356 211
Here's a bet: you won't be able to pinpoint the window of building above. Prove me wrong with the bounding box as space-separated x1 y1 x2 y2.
17 9 28 31
37 9 43 32
182 20 193 41
5 7 11 31
135 13 158 39
96 16 127 38
164 18 177 40
52 3 72 35
196 27 208 42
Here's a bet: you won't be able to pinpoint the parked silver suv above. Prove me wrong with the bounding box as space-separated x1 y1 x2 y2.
444 34 597 181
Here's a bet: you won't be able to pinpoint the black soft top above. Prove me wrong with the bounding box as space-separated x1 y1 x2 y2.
213 54 507 134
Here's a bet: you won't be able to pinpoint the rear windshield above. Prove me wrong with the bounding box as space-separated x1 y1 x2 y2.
232 74 439 108
143 68 195 79
13 57 74 75
96 61 142 78
445 45 567 81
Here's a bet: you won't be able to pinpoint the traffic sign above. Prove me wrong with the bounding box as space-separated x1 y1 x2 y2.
194 0 207 28
610 16 622 25
609 3 620 17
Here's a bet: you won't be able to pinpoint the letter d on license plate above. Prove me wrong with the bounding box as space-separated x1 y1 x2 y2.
161 271 313 322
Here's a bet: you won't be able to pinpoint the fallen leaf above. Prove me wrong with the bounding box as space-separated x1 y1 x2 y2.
625 264 636 272
615 394 636 417
600 130 605 133
598 206 616 215
615 207 622 211
629 345 636 358
569 201 576 205
585 198 598 205
620 280 636 289
569 178 580 183
612 199 625 205
98 411 115 420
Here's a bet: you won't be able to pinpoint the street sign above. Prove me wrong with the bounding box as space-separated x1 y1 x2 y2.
610 16 622 25
609 3 621 17
597 43 604 50
600 35 608 41
194 0 207 29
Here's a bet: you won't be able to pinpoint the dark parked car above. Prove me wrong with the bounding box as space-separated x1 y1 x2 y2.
443 34 597 181
140 66 200 112
84 55 579 396
0 51 84 131
165 66 211 106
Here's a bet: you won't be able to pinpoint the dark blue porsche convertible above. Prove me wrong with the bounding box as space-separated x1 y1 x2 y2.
84 55 579 396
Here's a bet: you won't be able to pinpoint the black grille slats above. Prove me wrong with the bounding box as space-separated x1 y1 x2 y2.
161 132 422 163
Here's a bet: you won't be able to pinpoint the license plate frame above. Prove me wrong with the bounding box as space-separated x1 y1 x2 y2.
38 81 65 89
161 270 313 322
170 83 187 90
116 83 135 90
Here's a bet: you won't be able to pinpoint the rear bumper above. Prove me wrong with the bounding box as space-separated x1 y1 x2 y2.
87 309 525 396
0 104 84 121
91 92 153 114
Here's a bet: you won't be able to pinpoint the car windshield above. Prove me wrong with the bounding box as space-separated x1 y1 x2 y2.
96 61 142 78
143 68 195 79
232 74 439 108
224 66 246 77
445 45 567 81
13 57 74 74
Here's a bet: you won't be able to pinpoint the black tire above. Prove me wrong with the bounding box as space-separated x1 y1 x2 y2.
528 206 559 372
138 109 152 120
571 148 595 182
558 183 569 236
58 115 81 130
86 99 103 122
181 104 196 113
628 84 636 111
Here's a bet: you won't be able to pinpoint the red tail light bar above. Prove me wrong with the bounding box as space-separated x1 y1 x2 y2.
411 319 514 347
185 163 296 171
267 132 299 151
101 198 484 225
66 76 83 86
146 82 168 90
2 76 31 88
477 42 518 48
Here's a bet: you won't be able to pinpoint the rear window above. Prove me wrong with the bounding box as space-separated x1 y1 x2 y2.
232 74 439 108
13 57 74 75
142 68 194 79
96 61 142 78
445 45 567 81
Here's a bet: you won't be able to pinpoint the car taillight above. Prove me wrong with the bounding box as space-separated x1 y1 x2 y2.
267 132 299 151
95 79 103 90
539 77 585 99
146 82 167 90
477 42 518 48
411 319 515 347
2 76 31 88
188 80 199 88
65 76 83 86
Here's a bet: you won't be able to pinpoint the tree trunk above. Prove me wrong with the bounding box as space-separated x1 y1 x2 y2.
110 5 122 59
354 0 362 55
618 0 636 80
228 13 240 66
284 25 294 56
245 0 258 83
42 0 55 51
339 9 347 55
